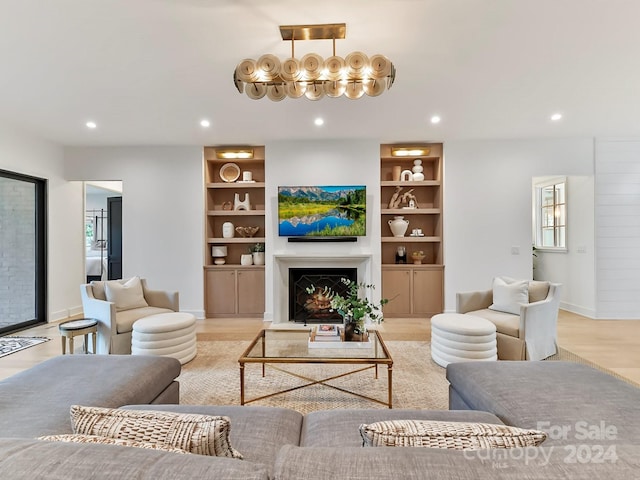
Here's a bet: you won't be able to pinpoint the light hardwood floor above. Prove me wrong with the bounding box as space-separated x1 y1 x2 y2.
1 311 639 384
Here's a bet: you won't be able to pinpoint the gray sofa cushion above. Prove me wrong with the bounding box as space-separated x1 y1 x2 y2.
301 409 505 447
0 355 181 437
447 361 640 445
124 404 303 478
0 438 268 480
274 444 639 480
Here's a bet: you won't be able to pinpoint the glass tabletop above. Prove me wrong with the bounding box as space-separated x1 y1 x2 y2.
240 328 392 362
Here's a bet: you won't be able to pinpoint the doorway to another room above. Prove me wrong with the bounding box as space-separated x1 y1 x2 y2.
85 181 123 282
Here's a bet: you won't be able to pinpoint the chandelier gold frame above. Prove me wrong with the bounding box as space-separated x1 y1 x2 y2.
233 23 396 101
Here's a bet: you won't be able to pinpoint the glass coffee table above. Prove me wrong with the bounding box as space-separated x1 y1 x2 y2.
239 328 394 408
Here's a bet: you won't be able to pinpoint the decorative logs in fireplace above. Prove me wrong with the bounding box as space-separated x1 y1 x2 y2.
289 267 357 323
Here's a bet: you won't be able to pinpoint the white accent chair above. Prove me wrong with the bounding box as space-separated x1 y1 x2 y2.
80 278 179 355
456 278 562 361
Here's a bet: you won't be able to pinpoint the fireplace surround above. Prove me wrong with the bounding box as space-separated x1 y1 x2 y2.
273 254 373 324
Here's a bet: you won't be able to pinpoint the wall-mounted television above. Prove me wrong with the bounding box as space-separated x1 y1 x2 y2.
278 185 366 237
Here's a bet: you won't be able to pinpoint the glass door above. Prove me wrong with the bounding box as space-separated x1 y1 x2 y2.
0 169 46 334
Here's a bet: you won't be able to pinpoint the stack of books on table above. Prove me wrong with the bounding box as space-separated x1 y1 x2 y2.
311 324 342 342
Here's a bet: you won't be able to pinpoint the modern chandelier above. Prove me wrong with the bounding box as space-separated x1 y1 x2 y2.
233 23 396 101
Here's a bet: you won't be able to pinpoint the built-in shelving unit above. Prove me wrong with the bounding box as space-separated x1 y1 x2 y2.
380 143 444 317
203 146 265 318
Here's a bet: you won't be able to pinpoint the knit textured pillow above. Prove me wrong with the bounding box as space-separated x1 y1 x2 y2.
70 405 243 458
359 420 547 450
38 434 189 454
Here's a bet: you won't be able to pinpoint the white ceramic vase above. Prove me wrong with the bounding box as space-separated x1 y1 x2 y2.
240 254 253 266
252 252 265 265
222 222 234 238
388 216 409 237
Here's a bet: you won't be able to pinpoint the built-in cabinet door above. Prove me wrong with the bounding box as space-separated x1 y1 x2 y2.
237 268 265 315
205 269 236 316
413 269 443 315
382 269 412 315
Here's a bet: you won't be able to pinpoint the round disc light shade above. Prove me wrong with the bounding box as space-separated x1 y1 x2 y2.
323 56 345 81
344 81 364 99
236 59 259 82
364 78 385 97
285 81 306 98
280 58 302 81
246 82 267 99
256 54 281 80
324 80 346 98
267 84 287 101
345 51 369 79
301 53 324 80
305 82 325 101
369 54 392 79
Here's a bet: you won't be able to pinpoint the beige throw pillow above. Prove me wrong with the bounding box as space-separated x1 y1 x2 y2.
489 277 529 315
528 280 550 303
38 434 189 454
104 276 148 312
70 405 243 458
359 420 547 450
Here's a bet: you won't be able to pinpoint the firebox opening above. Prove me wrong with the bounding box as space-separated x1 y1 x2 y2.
289 268 358 323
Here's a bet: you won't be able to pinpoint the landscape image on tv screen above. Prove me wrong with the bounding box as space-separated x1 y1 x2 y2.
278 185 366 237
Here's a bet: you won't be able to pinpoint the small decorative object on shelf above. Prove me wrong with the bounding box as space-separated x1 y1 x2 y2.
400 189 419 209
222 221 235 238
400 170 413 181
235 226 260 237
412 251 426 264
392 165 402 181
395 246 407 264
388 216 409 237
211 245 228 265
412 159 425 181
220 163 241 182
388 186 403 209
240 253 253 265
250 243 265 265
305 278 389 342
233 192 251 211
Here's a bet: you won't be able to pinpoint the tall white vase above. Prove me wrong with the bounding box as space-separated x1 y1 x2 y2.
388 216 409 237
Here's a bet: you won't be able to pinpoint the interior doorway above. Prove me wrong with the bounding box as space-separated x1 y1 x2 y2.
85 181 123 283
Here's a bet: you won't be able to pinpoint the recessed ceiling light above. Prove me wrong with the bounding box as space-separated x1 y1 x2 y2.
200 119 211 128
314 118 324 126
430 115 441 124
550 113 563 121
86 121 97 129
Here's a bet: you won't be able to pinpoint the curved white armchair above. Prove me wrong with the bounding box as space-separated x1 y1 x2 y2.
456 280 562 361
80 278 179 354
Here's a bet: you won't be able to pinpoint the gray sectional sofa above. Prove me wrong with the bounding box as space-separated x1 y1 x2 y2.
0 355 638 479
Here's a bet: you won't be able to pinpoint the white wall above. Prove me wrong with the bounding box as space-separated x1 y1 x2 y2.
443 138 595 314
0 122 84 321
595 139 640 319
64 147 204 317
264 139 381 321
533 176 596 317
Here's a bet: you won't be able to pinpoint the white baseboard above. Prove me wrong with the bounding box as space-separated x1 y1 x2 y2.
182 309 205 320
49 305 83 322
559 302 595 319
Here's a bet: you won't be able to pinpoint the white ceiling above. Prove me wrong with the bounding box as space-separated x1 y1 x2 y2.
1 0 639 146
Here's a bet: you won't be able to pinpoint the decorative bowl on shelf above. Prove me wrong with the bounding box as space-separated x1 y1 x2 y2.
235 226 259 237
219 162 241 182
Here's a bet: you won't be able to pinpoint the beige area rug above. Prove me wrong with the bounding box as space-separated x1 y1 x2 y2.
179 339 450 414
178 340 636 414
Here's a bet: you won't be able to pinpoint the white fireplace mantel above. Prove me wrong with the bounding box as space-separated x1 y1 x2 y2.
272 254 373 323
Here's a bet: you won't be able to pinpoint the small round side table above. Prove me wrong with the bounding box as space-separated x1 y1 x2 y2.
59 318 98 355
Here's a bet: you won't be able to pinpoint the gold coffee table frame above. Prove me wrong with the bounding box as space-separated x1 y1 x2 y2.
239 328 394 408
